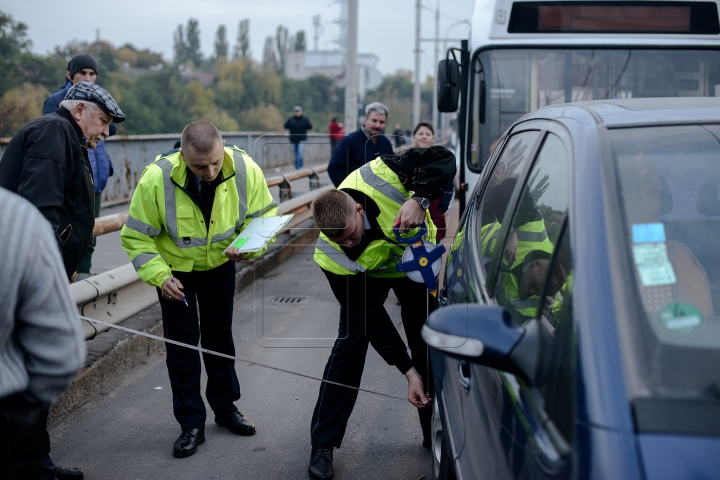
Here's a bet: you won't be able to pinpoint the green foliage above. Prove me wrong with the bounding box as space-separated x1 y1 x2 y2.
364 69 434 130
234 19 250 59
214 25 228 60
0 11 30 58
0 83 47 137
275 25 288 74
294 31 306 52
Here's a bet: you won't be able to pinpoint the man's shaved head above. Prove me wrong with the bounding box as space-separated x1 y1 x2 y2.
181 121 222 156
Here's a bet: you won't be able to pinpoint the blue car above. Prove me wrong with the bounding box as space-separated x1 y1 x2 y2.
422 98 720 480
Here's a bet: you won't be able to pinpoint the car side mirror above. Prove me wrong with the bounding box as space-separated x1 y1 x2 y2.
421 304 551 385
437 59 460 113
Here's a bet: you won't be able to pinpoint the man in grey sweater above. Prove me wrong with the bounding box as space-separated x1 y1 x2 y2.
0 187 86 479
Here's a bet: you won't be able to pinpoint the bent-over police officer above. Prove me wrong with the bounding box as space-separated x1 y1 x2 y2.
121 121 278 458
307 146 456 480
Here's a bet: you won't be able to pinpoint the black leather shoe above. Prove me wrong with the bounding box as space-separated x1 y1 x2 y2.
422 436 431 449
215 411 256 436
173 428 205 458
308 445 334 480
56 466 84 480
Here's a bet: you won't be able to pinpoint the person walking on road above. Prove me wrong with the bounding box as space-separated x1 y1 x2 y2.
392 123 405 149
121 121 279 459
43 53 116 279
0 188 86 480
328 117 344 153
284 106 313 169
327 102 393 187
307 146 457 480
0 81 125 282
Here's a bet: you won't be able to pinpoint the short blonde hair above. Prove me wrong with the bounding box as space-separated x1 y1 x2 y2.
312 189 356 238
181 121 222 155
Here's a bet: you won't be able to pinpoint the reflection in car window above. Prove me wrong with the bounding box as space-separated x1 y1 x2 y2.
475 130 540 277
491 133 570 324
541 222 574 444
610 125 720 406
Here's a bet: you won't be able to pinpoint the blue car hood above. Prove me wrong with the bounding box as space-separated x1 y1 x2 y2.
638 433 720 479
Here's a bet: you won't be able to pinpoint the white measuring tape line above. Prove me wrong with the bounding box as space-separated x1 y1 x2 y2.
80 315 408 402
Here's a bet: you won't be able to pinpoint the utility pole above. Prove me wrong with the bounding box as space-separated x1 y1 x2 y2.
344 0 359 130
433 2 440 138
413 0 422 126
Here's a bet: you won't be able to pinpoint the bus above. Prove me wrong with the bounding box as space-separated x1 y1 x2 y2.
438 0 720 211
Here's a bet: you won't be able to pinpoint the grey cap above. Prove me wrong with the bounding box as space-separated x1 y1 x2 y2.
64 81 125 123
294 105 302 111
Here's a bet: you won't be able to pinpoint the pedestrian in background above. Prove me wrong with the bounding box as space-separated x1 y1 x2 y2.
43 53 116 279
392 123 405 149
328 117 344 153
121 121 278 459
0 188 86 480
284 106 313 169
327 102 393 187
412 122 454 241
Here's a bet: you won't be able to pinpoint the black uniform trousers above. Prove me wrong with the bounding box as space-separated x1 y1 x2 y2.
310 269 437 448
156 260 240 431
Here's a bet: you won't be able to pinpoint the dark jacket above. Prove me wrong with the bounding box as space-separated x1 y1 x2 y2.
45 82 115 193
0 107 95 277
284 115 313 144
327 128 394 187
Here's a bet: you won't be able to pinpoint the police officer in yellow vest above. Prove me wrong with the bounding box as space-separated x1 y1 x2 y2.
120 121 278 458
307 146 456 480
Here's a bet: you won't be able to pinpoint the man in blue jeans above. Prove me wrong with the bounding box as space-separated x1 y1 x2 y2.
284 106 313 169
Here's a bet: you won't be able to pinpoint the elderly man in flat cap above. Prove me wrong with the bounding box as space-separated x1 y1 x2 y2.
1 81 125 280
0 81 124 480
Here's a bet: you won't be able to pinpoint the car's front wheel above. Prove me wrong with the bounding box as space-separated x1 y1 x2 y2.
432 397 456 480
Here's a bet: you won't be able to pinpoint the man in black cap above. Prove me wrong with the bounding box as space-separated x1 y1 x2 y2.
0 80 124 480
43 53 116 279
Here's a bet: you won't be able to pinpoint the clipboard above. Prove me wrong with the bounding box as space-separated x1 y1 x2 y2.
223 214 294 253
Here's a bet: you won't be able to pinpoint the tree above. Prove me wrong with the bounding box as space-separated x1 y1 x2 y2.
214 25 228 60
262 36 277 72
173 24 187 64
274 25 288 74
294 30 306 52
186 19 202 67
233 19 250 59
215 60 245 112
0 11 31 58
0 83 47 137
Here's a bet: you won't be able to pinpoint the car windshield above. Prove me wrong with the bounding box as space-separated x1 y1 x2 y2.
609 124 720 407
470 48 720 171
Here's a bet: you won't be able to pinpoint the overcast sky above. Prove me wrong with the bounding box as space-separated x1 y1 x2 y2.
3 0 475 78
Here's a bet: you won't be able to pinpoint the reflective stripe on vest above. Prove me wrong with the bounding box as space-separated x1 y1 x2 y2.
316 238 366 273
125 215 161 237
481 222 500 257
233 150 248 230
132 253 160 270
358 163 407 206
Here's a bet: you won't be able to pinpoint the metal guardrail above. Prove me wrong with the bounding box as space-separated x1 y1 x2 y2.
74 183 331 340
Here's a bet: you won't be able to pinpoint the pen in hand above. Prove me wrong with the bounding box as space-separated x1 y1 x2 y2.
170 278 189 308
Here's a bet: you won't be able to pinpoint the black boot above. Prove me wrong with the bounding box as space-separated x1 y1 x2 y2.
55 466 84 480
308 445 334 480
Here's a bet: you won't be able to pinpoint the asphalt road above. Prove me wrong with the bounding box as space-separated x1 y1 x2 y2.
50 243 434 479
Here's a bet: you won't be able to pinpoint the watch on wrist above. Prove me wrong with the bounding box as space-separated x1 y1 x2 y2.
412 196 430 210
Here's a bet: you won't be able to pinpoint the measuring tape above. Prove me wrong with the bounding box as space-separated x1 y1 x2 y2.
80 315 408 402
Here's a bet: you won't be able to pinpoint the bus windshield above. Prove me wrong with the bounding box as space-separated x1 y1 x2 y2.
469 48 720 171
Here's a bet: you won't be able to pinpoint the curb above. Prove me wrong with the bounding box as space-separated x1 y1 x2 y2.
49 218 318 425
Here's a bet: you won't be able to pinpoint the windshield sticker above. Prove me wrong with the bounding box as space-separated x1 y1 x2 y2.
632 223 666 243
633 243 677 286
659 303 703 333
633 243 669 265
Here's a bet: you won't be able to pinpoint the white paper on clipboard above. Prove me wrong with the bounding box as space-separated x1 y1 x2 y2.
223 214 294 253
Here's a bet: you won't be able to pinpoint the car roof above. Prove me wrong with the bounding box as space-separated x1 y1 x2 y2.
524 97 720 128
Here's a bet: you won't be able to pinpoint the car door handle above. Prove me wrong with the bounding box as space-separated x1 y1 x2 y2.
457 360 471 390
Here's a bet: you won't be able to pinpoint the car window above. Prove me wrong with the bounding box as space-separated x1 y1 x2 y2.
491 133 570 324
474 130 540 277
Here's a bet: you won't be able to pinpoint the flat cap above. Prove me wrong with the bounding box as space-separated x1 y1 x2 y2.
64 81 126 123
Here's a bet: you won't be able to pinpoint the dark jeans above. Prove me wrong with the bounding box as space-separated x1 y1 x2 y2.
156 261 240 431
310 270 436 448
0 394 46 480
77 193 102 274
